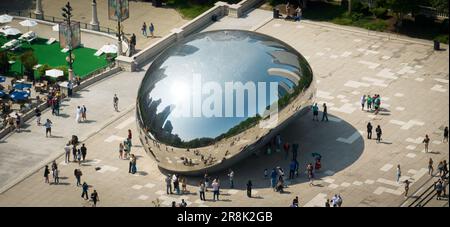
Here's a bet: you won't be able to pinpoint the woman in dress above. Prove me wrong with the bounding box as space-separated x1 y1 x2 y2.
75 106 81 123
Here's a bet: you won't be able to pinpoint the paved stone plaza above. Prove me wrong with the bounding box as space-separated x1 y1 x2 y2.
1 0 188 49
0 8 448 207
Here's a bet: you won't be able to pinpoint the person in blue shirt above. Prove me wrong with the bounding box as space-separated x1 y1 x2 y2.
81 182 89 200
270 168 278 190
289 160 296 179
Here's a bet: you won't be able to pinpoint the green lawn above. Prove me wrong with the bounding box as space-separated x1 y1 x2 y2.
0 36 112 80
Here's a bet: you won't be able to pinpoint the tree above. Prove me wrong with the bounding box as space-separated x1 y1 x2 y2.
387 0 420 27
0 51 9 74
430 0 449 12
20 51 38 81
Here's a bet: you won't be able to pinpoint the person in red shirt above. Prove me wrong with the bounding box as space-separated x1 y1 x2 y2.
315 159 321 172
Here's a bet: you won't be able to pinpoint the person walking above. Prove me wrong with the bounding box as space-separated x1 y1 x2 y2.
212 179 220 201
428 158 434 175
293 196 299 207
35 108 41 125
375 125 382 143
366 94 372 111
174 175 180 195
321 103 328 122
149 23 155 38
44 119 53 137
295 6 302 22
270 168 278 190
444 126 449 143
404 179 410 197
166 174 173 194
64 143 71 163
15 113 21 132
53 167 59 184
127 129 133 146
228 169 234 188
199 181 206 201
51 161 58 184
113 94 119 111
443 160 448 176
367 122 373 139
307 163 314 186
74 169 82 186
312 103 319 121
396 164 401 183
179 199 187 207
76 106 81 123
44 165 50 184
437 161 444 177
336 195 343 207
141 22 147 37
435 180 443 200
331 194 338 207
81 105 87 121
91 190 99 207
72 145 77 163
360 95 366 111
119 142 124 159
289 160 296 179
129 154 136 174
76 149 82 166
81 144 87 161
246 180 253 198
81 182 89 200
422 135 430 153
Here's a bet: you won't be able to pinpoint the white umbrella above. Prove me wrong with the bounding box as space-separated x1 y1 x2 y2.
19 19 38 27
0 14 13 23
100 44 118 54
1 27 21 36
45 69 64 78
52 24 59 32
19 19 37 32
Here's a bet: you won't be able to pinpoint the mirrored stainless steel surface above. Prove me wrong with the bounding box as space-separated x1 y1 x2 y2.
136 30 315 174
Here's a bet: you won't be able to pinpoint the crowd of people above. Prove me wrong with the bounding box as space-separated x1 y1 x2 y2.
360 94 383 114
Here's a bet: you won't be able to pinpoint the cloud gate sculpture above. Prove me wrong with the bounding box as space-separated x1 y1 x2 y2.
136 30 315 175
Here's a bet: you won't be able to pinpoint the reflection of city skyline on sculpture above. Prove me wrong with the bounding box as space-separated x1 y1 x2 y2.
137 30 313 149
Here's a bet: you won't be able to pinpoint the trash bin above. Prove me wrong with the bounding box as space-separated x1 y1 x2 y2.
273 8 280 19
434 40 440 51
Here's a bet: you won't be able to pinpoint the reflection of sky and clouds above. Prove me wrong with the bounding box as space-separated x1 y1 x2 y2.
138 30 312 141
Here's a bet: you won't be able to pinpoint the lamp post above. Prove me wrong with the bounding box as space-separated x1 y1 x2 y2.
90 0 100 31
34 0 44 19
109 0 128 56
116 1 123 56
62 2 75 81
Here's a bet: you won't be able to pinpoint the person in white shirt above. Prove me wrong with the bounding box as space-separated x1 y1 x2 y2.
76 106 81 123
212 179 220 201
64 143 71 163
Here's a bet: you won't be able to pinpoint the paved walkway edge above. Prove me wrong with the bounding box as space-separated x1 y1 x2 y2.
299 19 444 47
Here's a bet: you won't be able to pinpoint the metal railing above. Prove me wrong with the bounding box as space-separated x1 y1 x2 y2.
417 5 449 19
408 171 448 207
1 10 117 35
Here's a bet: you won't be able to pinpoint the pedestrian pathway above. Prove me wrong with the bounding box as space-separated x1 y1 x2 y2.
0 70 145 193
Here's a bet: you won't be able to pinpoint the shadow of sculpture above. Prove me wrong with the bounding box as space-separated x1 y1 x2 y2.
178 113 364 190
